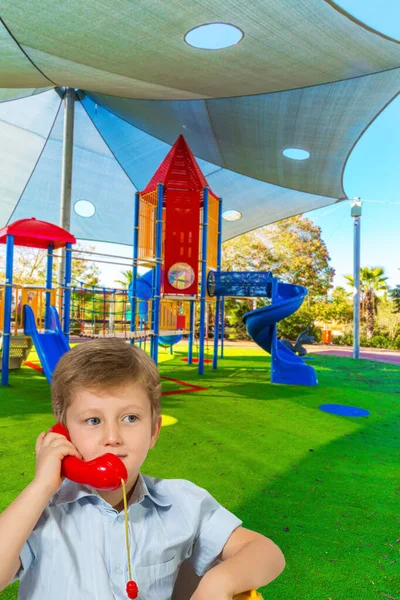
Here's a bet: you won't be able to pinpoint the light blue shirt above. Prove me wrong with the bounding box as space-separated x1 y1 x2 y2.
14 474 242 600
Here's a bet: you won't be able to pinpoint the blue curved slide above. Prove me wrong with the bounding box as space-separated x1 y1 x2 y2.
243 282 317 386
23 305 70 383
130 270 182 347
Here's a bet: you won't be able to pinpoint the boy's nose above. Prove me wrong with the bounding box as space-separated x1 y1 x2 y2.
103 423 123 446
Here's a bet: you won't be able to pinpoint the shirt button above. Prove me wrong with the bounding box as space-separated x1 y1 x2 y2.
115 565 124 576
117 514 124 523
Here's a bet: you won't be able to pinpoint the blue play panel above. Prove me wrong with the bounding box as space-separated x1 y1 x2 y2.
319 404 370 417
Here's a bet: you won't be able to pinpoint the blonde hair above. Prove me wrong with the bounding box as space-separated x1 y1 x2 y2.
51 339 161 430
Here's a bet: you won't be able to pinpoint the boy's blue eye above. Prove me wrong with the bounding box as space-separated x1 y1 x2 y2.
84 415 137 425
124 415 137 423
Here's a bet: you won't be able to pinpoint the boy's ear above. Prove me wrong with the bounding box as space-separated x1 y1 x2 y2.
150 416 162 448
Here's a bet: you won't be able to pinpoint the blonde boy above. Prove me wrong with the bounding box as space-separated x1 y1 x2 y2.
0 339 285 599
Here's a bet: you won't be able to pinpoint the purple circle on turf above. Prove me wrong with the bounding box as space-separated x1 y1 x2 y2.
319 404 369 417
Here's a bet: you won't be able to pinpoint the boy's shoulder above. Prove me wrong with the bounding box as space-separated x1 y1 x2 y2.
142 474 216 508
143 474 209 495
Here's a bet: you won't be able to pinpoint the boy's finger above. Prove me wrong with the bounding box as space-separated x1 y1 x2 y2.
41 432 65 447
48 439 83 460
35 432 46 453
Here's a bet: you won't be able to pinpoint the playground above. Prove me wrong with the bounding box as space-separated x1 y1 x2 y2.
0 343 399 599
1 2 399 599
0 132 399 600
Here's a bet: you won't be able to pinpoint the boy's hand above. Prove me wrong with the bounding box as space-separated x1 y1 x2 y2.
33 431 83 495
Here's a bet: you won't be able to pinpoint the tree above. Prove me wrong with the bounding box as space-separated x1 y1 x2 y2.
375 295 400 342
13 247 47 285
115 269 133 288
222 231 275 273
329 286 353 324
222 215 334 298
344 267 389 338
389 285 400 314
268 216 334 297
221 216 335 340
0 243 101 287
114 267 150 289
311 286 353 326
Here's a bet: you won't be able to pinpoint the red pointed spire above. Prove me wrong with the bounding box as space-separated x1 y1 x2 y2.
140 135 216 197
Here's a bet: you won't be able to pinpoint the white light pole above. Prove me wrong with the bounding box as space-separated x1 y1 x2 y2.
351 197 362 359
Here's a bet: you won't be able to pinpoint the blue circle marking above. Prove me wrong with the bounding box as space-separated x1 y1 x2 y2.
319 404 370 417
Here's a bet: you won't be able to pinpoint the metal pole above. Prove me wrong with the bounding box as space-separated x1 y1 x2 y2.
213 197 223 370
270 277 279 383
220 297 225 358
1 235 14 386
58 88 75 302
351 198 362 359
150 267 155 359
199 188 209 375
188 301 195 365
63 243 72 341
45 245 53 330
131 192 140 344
152 183 164 365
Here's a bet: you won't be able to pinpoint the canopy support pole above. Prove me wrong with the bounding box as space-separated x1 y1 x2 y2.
58 88 75 318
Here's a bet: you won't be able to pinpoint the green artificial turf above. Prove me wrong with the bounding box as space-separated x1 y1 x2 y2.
0 344 399 599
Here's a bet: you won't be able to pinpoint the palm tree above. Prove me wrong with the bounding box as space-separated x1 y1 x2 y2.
114 269 133 288
344 267 389 338
389 285 400 314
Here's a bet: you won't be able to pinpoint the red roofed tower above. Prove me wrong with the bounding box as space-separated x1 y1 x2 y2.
140 135 219 296
141 134 215 202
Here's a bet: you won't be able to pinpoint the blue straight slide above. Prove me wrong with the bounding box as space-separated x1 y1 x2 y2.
130 270 183 347
23 305 70 383
243 282 317 386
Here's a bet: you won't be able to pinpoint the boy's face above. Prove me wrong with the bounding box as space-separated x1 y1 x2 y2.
65 381 161 504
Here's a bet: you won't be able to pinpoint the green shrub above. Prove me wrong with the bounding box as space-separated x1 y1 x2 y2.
368 335 390 349
277 306 319 341
313 329 322 343
335 333 353 346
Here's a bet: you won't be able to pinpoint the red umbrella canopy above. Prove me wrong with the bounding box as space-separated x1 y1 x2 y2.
0 218 76 249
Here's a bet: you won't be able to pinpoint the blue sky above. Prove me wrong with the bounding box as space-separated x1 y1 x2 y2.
305 0 400 289
93 0 400 290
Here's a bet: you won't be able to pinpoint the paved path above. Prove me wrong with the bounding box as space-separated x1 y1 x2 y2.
306 344 400 367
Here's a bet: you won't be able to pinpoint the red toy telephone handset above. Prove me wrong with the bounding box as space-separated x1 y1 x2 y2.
48 424 138 599
48 423 128 490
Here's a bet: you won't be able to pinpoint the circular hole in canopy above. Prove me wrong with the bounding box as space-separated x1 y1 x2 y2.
168 262 195 290
222 209 242 222
283 148 310 160
74 200 96 218
185 23 244 50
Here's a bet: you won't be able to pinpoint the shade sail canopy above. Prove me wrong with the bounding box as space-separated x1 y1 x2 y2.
2 0 400 99
0 0 399 244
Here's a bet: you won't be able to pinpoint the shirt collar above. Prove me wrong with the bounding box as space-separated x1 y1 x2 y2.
51 473 171 508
